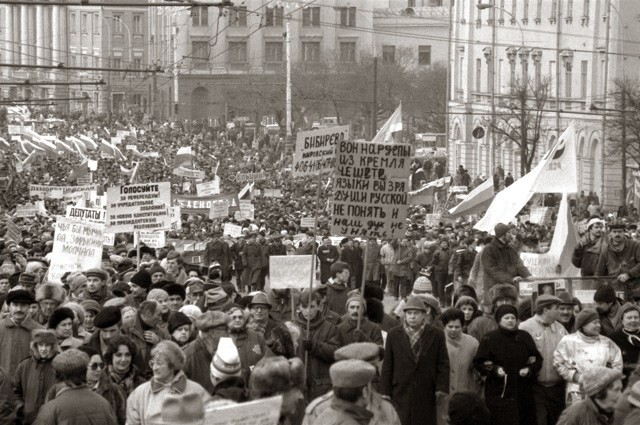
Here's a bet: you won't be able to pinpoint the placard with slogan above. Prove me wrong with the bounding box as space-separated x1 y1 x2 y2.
269 255 313 289
196 178 220 196
204 395 282 425
293 125 350 177
235 171 269 183
106 182 171 233
301 217 316 228
66 206 106 223
331 141 412 238
173 194 239 214
263 189 283 198
223 223 243 238
49 218 104 283
134 231 166 249
29 184 97 200
209 202 229 219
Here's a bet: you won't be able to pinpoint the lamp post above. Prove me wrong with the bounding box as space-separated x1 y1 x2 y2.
104 14 133 113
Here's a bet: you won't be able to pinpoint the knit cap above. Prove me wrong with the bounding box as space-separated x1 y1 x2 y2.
210 337 242 381
52 348 89 376
593 285 617 304
575 308 599 331
179 304 203 321
494 304 519 324
36 283 66 304
168 312 192 334
413 276 432 293
130 270 152 289
345 293 365 312
581 366 623 396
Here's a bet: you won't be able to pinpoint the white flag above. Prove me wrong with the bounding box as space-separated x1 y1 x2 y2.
371 103 402 144
531 123 578 193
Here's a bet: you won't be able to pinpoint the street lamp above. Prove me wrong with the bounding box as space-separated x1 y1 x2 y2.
104 15 133 113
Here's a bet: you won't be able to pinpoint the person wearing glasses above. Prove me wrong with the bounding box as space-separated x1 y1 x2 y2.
126 340 210 425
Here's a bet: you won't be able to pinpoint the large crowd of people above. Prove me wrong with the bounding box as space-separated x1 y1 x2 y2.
1 112 640 425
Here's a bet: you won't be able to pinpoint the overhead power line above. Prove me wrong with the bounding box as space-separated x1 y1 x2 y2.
0 80 105 85
0 62 161 74
0 1 234 7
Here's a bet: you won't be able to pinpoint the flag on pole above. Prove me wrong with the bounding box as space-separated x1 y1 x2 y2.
68 137 87 156
55 138 74 154
120 161 140 184
175 146 195 167
78 134 98 151
371 103 402 144
448 178 495 217
68 160 89 182
100 139 126 161
0 137 9 151
238 182 254 200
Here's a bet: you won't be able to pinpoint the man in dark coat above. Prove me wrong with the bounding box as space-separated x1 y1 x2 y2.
340 238 360 289
324 261 351 316
571 217 605 277
317 236 339 284
595 220 640 299
381 296 450 425
205 233 232 281
337 294 383 347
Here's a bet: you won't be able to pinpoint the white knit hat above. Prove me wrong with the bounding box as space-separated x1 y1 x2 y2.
210 337 242 382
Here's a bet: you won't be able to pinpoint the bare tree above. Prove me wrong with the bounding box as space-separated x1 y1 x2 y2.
482 77 550 175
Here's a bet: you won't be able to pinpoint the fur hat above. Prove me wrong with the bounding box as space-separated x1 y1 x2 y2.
575 308 599 331
164 283 186 300
6 289 35 305
130 270 152 289
195 311 228 332
582 366 623 396
490 284 519 304
363 285 384 301
455 295 478 312
365 298 385 324
48 307 75 329
168 312 192 334
36 283 66 304
18 272 37 286
330 360 376 388
593 285 617 304
152 340 186 371
52 348 89 376
80 299 101 315
249 356 305 398
32 328 58 346
210 337 242 381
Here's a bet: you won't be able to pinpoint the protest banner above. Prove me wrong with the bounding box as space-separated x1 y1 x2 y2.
450 185 468 193
529 206 551 224
235 171 269 182
49 218 104 283
103 232 115 246
292 125 350 177
204 395 282 425
173 166 205 179
424 213 442 227
170 206 182 231
196 177 221 196
239 201 255 220
223 223 243 238
15 203 39 218
29 184 98 199
116 130 130 138
5 218 21 242
8 124 21 135
165 239 207 265
66 206 106 223
269 255 314 289
210 202 229 219
300 217 316 228
331 141 412 238
263 188 283 198
134 231 166 248
77 177 91 185
173 193 239 214
106 182 171 233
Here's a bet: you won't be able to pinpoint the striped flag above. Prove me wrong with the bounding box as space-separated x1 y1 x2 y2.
68 160 89 182
55 138 74 154
120 161 139 184
175 146 194 167
78 135 98 151
371 103 403 144
68 137 87 156
100 139 126 161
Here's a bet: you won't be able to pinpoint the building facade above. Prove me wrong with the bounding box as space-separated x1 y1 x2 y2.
448 0 640 209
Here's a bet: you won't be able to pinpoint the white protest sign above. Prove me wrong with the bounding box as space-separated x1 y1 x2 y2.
88 160 98 171
204 396 282 425
116 130 130 138
450 185 468 193
197 177 221 196
269 255 314 289
170 206 182 231
292 125 350 177
424 213 442 227
77 177 91 185
106 182 171 233
111 137 121 145
8 125 21 135
49 218 104 283
529 207 551 224
134 231 166 248
235 171 269 183
66 206 106 223
103 232 115 246
29 184 97 200
15 203 39 217
223 223 243 238
301 217 316 228
263 188 283 198
239 201 255 220
331 141 412 239
173 166 205 179
210 202 229 219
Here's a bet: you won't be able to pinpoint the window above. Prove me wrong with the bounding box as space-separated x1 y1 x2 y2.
567 0 573 18
475 58 482 92
228 41 247 63
70 55 76 66
523 0 529 20
549 61 556 94
408 0 415 7
133 94 142 106
70 13 76 33
192 7 208 27
133 15 142 33
536 0 542 21
499 0 505 21
265 41 283 63
551 0 557 19
338 7 356 27
302 41 320 62
265 6 283 27
134 58 142 70
498 59 504 93
418 45 431 65
230 7 247 27
112 58 121 69
339 42 356 63
93 14 99 35
82 55 88 67
382 45 395 63
192 41 209 61
113 14 123 33
581 60 588 98
565 61 572 97
535 61 541 88
81 13 88 33
511 0 517 20
583 0 590 17
302 7 320 27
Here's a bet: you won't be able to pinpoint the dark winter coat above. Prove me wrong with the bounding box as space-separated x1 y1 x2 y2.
183 336 215 394
295 312 340 400
14 349 57 424
227 328 268 376
33 385 118 425
326 282 350 316
0 367 15 424
481 238 531 303
609 329 640 382
571 234 605 277
473 327 543 425
337 316 384 347
317 245 339 284
380 324 450 425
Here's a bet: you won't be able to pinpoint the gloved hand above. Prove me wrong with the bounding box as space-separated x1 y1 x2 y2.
302 339 313 351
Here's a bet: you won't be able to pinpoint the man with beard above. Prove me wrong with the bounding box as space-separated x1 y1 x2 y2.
337 294 383 346
592 284 624 337
572 217 606 277
556 292 578 333
83 268 114 306
0 290 43 372
596 221 640 301
295 289 341 399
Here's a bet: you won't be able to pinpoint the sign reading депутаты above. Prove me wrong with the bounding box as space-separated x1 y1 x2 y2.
331 141 412 239
106 182 171 233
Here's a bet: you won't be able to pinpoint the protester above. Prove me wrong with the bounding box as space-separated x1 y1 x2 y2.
468 283 518 342
104 335 146 397
325 261 351 316
247 292 295 358
593 285 625 337
571 217 606 277
557 292 578 333
609 304 640 384
441 308 481 396
337 293 384 346
208 336 247 403
0 289 42 371
596 221 640 300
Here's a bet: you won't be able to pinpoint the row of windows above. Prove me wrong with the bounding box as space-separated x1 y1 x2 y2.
193 6 358 28
69 12 143 34
190 41 432 66
475 0 596 23
68 55 143 70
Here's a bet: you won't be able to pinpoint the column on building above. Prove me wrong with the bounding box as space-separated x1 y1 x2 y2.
51 6 60 65
20 5 29 65
36 5 44 66
29 6 36 65
4 6 13 64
